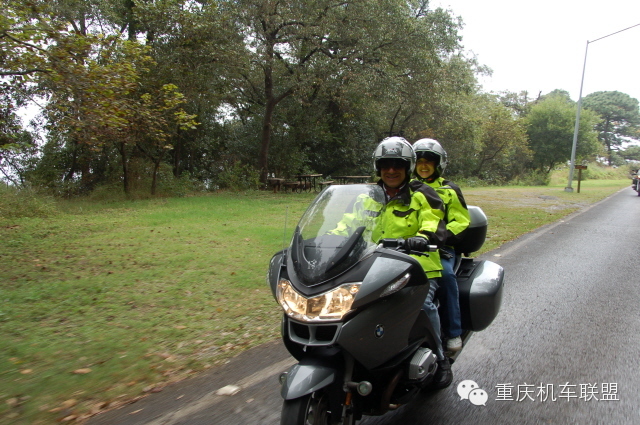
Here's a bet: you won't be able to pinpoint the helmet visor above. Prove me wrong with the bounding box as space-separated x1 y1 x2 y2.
416 151 439 163
377 158 409 170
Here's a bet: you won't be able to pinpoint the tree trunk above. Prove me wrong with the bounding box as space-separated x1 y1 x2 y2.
259 99 276 183
117 141 131 195
151 158 161 195
63 137 80 182
257 32 295 183
172 130 182 177
258 34 276 184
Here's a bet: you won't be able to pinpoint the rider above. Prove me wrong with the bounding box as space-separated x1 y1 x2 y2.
412 138 470 353
330 136 453 388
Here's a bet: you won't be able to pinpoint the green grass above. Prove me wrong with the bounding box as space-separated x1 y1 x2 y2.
0 179 631 424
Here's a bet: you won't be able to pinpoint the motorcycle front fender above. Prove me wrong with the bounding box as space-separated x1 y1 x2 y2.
280 363 336 400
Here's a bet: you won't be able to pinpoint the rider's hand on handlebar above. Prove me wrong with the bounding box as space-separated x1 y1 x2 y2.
405 236 430 252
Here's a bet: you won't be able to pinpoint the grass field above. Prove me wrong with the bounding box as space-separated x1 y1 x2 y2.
0 178 632 424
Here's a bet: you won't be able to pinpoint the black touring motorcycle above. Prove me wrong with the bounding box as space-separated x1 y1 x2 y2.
267 184 504 424
632 171 640 196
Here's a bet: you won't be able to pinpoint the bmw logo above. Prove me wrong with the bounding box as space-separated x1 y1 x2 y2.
375 324 385 338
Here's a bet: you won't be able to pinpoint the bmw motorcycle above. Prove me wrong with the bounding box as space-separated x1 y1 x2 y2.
632 174 640 196
267 184 504 424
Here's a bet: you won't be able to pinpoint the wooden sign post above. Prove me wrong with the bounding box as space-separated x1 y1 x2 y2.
575 165 588 193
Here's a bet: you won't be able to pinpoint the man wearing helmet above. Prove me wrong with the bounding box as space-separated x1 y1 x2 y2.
328 136 453 388
413 138 471 354
348 136 453 388
374 136 454 388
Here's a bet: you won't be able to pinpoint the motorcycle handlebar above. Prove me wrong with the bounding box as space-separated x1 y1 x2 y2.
379 238 438 256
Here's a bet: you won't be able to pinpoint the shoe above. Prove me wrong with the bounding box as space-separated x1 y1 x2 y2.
431 358 453 390
447 336 462 352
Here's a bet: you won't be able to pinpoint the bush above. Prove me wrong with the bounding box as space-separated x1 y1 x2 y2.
0 185 57 219
455 178 486 188
155 167 203 197
215 161 260 191
514 170 551 186
578 164 629 180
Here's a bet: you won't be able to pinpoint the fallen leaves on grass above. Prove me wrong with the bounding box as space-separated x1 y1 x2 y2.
61 399 78 409
49 399 78 412
143 385 164 393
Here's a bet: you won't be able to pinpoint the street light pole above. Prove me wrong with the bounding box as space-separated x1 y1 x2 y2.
565 41 589 192
565 23 640 192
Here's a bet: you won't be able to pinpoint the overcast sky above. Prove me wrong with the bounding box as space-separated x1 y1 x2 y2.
433 0 640 103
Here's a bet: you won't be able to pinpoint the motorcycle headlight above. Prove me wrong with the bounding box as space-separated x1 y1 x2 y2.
276 279 361 322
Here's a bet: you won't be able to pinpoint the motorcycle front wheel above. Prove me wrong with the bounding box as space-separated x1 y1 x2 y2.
280 391 356 425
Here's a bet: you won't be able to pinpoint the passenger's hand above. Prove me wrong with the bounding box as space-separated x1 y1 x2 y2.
405 236 429 252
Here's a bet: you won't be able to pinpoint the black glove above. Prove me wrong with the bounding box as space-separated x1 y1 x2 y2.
405 236 429 252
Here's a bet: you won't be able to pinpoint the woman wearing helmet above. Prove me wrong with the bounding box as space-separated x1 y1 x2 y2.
413 138 471 353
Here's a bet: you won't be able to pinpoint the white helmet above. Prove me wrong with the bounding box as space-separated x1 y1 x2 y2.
372 137 416 176
413 138 448 178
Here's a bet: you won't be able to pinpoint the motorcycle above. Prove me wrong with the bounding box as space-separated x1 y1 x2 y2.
632 173 640 196
267 184 504 424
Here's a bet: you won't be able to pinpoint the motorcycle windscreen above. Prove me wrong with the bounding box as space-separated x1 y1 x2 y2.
290 184 384 286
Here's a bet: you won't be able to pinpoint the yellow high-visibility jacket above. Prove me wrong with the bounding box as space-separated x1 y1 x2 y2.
330 180 447 278
413 177 471 250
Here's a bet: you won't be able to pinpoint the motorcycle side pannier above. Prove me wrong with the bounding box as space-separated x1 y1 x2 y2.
456 259 504 331
455 206 487 255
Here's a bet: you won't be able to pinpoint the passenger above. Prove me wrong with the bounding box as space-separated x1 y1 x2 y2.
330 136 453 388
412 138 470 353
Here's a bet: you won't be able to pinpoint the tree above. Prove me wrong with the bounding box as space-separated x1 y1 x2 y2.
442 93 530 182
0 89 37 186
497 90 539 117
582 91 640 166
2 0 539 193
125 0 244 180
2 1 198 194
132 85 198 195
525 92 600 173
227 0 472 181
621 145 640 162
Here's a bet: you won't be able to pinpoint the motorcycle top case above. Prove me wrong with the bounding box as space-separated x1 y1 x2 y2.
457 258 504 331
455 205 487 255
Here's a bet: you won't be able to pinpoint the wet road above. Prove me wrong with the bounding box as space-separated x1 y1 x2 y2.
88 188 640 425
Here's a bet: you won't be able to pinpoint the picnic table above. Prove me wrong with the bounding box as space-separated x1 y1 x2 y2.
332 175 371 185
296 174 323 192
267 177 285 193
